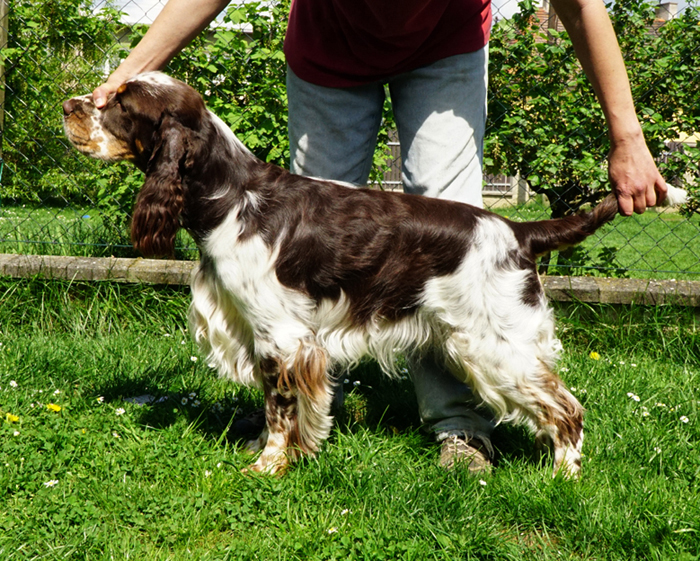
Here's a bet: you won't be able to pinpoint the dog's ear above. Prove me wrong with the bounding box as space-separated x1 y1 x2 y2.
131 115 189 258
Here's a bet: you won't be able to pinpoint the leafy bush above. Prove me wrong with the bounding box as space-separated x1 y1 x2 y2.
486 0 700 217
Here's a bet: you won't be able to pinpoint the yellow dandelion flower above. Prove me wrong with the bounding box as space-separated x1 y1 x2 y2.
47 403 62 413
6 413 19 423
589 351 601 360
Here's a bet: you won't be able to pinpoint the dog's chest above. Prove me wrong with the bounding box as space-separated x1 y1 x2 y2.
200 213 314 336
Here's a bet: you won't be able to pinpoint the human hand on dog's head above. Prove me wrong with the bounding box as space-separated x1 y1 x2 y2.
93 71 135 109
92 82 118 109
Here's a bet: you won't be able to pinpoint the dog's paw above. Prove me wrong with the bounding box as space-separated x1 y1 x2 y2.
552 444 582 480
242 456 288 476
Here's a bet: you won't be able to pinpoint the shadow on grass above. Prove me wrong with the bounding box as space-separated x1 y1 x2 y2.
92 357 541 469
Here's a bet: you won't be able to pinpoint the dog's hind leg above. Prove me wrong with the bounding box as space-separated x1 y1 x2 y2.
245 340 334 475
517 366 584 478
445 333 584 478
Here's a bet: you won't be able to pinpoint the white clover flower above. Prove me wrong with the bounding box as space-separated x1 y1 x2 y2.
10 380 18 388
479 479 488 486
204 470 212 478
654 447 662 454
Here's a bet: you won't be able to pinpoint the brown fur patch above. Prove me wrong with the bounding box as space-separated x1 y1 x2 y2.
277 340 329 402
537 371 584 447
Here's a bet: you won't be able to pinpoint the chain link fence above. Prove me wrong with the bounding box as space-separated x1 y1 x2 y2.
1 0 698 279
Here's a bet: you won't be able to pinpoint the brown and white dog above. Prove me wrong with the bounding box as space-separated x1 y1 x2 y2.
63 72 685 477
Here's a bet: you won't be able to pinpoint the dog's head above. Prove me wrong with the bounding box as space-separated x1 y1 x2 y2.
63 71 206 170
63 72 211 258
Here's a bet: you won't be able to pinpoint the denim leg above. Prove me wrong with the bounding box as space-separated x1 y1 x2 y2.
286 58 494 448
287 66 387 408
287 67 385 183
389 47 488 207
389 48 494 447
409 354 495 452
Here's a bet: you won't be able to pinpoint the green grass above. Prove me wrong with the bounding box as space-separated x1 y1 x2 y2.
0 205 197 259
1 279 700 560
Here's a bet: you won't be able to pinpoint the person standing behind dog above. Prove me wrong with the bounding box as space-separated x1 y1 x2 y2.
93 0 668 472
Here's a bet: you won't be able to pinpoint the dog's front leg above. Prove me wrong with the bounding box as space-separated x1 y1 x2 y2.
242 370 297 475
244 345 335 475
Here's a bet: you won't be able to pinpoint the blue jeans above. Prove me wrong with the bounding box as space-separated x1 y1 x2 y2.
286 48 495 449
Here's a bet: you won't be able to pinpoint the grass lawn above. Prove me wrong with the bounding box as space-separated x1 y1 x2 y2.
2 200 700 279
0 206 197 260
1 279 699 560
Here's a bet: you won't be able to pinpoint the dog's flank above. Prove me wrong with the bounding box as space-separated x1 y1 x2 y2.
63 71 686 478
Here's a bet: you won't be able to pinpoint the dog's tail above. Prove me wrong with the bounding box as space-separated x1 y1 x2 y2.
514 185 687 257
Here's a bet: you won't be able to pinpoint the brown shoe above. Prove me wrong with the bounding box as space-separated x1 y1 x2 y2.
439 434 492 473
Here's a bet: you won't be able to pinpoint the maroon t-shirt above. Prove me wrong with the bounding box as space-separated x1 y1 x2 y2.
284 0 492 88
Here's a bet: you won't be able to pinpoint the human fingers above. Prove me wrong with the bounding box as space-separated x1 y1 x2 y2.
92 83 118 109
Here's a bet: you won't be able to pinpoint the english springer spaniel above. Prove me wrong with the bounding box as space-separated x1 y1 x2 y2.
62 72 686 477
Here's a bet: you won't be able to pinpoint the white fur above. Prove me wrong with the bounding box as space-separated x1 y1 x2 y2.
663 184 688 207
128 71 182 91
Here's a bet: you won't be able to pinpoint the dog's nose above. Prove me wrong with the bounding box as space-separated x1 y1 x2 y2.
62 98 79 116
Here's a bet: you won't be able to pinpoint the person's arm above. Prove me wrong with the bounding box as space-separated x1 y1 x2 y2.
93 0 230 107
550 0 666 215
